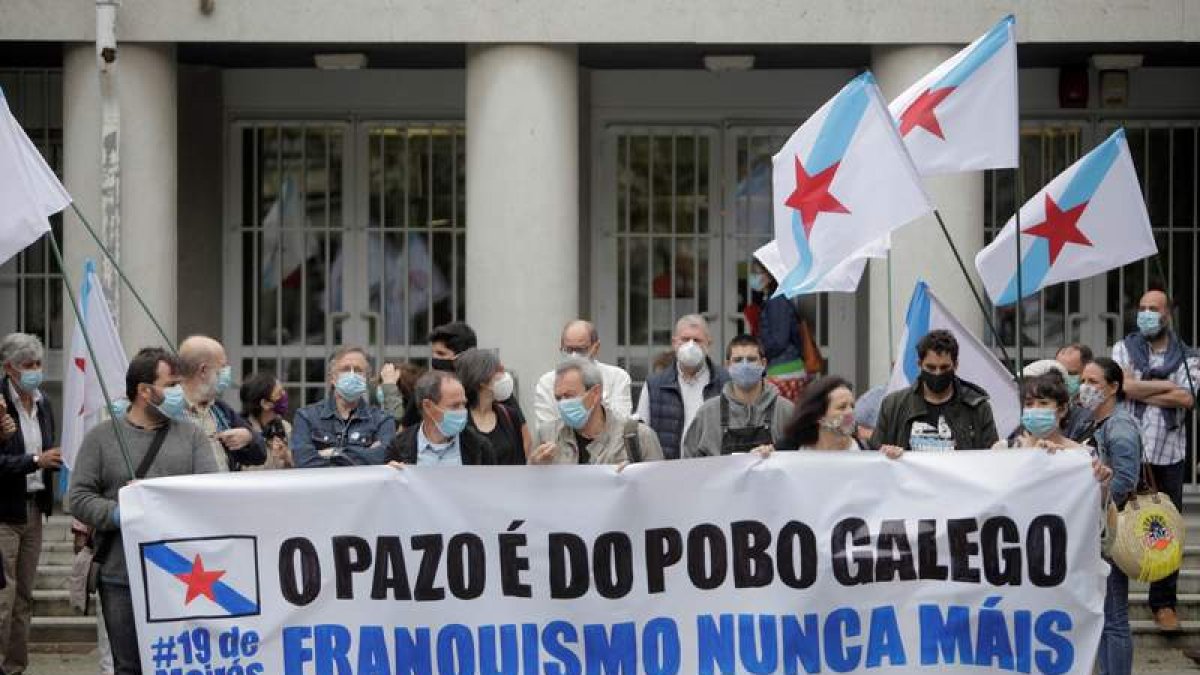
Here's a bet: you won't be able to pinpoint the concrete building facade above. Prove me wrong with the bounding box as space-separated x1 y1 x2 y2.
2 0 1199 470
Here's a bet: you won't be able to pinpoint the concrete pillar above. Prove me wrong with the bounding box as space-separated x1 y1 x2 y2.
466 45 579 410
64 43 177 353
867 45 986 385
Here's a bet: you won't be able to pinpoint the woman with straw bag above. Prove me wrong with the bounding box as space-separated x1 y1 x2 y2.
1080 357 1146 675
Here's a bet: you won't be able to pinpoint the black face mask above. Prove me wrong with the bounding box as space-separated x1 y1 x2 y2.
920 369 954 395
430 357 456 373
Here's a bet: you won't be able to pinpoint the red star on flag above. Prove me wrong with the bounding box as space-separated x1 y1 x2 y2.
1023 193 1092 264
784 157 850 236
74 357 86 372
898 87 956 139
176 555 226 605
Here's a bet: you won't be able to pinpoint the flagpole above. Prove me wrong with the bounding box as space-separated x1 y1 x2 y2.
68 202 176 352
931 209 1013 365
47 229 136 478
1013 168 1025 379
886 251 895 366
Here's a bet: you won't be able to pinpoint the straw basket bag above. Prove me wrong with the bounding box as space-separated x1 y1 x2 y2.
1109 464 1185 583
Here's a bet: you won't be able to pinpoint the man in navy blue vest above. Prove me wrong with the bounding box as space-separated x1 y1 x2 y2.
635 314 730 459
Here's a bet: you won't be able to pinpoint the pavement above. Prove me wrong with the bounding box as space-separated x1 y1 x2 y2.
17 646 1200 674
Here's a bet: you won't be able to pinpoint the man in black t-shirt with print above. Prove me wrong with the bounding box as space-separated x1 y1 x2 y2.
871 329 999 452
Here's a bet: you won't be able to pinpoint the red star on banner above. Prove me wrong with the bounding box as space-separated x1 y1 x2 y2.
176 555 226 605
1023 193 1092 264
898 87 956 139
784 157 850 236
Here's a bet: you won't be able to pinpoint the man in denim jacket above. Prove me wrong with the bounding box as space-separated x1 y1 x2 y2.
292 346 396 467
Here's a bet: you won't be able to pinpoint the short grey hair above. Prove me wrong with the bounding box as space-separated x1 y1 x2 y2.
327 345 373 375
555 356 603 393
414 370 458 409
0 333 44 367
673 314 709 339
454 348 500 395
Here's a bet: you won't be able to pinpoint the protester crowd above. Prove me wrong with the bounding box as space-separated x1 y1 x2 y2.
0 287 1194 675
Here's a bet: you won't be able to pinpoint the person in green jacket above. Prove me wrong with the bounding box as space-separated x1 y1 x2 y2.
871 329 999 452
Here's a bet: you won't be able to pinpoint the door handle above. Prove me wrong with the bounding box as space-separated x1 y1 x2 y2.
326 312 350 345
1099 312 1122 346
1065 313 1087 343
360 311 383 369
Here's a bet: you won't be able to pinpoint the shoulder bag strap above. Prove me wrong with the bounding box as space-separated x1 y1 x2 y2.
719 395 730 434
135 422 171 479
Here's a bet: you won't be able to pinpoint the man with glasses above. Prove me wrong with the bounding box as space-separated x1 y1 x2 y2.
681 335 794 457
533 320 632 426
292 346 396 467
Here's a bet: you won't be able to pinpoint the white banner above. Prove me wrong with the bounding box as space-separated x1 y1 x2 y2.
121 451 1106 675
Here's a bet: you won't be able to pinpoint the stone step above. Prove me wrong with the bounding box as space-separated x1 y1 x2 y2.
41 514 77 542
1131 569 1200 595
33 589 96 617
39 542 79 566
34 564 74 591
30 615 97 645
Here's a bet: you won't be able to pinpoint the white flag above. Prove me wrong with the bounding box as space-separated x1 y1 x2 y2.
0 86 71 266
887 281 1020 438
771 72 932 297
61 260 128 469
975 128 1156 306
888 16 1019 175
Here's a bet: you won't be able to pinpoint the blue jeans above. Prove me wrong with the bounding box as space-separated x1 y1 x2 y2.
1098 562 1133 675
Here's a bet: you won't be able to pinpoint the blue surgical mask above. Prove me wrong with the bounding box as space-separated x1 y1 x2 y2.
436 407 468 438
156 385 187 420
558 396 592 429
748 273 767 292
109 399 130 418
215 365 234 395
1021 407 1058 438
729 361 765 389
334 372 367 402
18 368 43 392
1137 310 1163 338
1064 374 1081 398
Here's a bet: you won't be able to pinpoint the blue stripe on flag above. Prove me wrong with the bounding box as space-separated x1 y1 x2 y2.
902 281 932 383
776 211 814 297
997 237 1051 306
1058 129 1123 211
806 73 872 174
80 259 96 320
933 16 1015 90
143 543 258 616
995 128 1124 303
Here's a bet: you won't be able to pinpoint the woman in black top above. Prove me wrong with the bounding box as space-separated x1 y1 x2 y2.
454 348 530 464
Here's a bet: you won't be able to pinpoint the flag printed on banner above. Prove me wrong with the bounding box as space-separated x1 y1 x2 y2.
772 72 932 297
0 86 72 266
140 536 260 623
975 129 1156 306
61 260 128 469
888 15 1019 175
888 281 1020 438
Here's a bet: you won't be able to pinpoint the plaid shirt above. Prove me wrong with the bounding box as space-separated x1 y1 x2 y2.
184 399 230 472
1112 340 1200 465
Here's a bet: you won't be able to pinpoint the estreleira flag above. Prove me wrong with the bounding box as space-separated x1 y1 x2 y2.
0 86 71 266
260 176 316 291
975 128 1156 306
754 236 887 294
887 281 1020 438
772 72 932 297
61 260 128 469
888 15 1019 175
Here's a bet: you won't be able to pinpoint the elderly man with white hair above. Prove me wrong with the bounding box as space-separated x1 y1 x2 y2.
532 357 662 465
1018 358 1094 443
634 314 730 459
0 333 60 675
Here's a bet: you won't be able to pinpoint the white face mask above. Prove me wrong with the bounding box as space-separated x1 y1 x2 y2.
676 340 705 369
1078 383 1107 411
491 371 515 402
